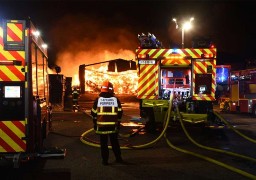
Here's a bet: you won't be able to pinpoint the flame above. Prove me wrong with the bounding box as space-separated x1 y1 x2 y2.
73 65 138 94
73 74 80 86
56 48 138 94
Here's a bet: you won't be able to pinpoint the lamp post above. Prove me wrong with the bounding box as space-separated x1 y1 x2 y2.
172 17 194 48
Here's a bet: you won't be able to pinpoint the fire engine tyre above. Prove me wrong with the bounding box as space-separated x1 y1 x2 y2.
252 104 256 117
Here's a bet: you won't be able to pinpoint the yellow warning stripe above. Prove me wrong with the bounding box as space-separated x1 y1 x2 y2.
193 96 213 101
138 65 158 95
194 62 206 74
137 61 159 99
137 48 216 59
162 59 190 65
7 23 22 42
183 49 195 57
204 49 214 55
138 74 156 95
4 121 25 138
152 49 166 58
139 49 149 54
1 121 26 152
139 64 154 77
0 66 22 81
1 132 23 152
0 45 25 59
0 45 16 59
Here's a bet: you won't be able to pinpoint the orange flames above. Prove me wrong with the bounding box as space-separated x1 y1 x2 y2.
50 13 139 95
56 49 138 95
73 65 138 94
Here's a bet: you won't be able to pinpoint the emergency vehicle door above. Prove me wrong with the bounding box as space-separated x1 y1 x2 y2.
137 59 159 99
192 58 216 101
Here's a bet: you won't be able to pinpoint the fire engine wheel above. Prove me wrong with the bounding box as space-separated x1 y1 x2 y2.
252 104 256 117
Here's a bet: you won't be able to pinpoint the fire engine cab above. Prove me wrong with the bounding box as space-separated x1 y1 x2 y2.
0 19 65 167
228 68 256 116
136 33 218 131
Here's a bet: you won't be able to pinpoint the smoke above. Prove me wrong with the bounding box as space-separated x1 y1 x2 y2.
49 13 137 78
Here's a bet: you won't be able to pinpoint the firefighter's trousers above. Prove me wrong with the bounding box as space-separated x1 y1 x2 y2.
99 133 121 163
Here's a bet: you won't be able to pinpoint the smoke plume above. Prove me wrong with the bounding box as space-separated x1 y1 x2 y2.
49 13 137 78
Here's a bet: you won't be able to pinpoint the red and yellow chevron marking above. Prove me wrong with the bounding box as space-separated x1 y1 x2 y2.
7 22 23 42
0 27 25 81
136 48 217 101
192 60 216 101
136 48 216 59
0 121 26 152
0 66 25 81
162 59 191 66
137 63 159 99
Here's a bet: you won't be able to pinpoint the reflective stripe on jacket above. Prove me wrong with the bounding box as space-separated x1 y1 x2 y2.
91 96 122 134
72 90 79 100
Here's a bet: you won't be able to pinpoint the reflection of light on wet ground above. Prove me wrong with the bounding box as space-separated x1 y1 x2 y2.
131 128 146 135
121 122 144 127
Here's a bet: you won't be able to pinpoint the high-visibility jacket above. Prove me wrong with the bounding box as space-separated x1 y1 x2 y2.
72 90 80 101
91 93 123 134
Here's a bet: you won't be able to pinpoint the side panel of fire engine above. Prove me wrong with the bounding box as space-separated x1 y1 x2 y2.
229 69 256 114
0 20 27 153
0 20 50 155
137 59 159 99
30 21 50 152
192 58 216 101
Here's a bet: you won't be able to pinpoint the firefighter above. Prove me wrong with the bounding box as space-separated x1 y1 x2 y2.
91 81 123 165
72 87 80 111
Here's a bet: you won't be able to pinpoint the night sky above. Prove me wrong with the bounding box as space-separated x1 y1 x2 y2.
1 0 256 70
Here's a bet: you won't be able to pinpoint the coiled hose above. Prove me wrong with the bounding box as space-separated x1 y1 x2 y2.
80 94 256 179
80 93 174 149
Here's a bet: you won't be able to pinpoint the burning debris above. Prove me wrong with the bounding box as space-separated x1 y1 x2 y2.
49 14 139 95
75 65 138 94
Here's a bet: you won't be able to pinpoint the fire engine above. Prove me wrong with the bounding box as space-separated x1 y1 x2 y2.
226 68 256 116
0 19 65 167
136 33 218 131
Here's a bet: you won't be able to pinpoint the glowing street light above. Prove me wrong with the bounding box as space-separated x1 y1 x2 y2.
172 17 194 48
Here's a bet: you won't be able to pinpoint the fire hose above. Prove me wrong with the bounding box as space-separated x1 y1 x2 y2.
80 93 174 149
165 100 256 179
213 111 256 144
80 94 256 179
176 106 256 163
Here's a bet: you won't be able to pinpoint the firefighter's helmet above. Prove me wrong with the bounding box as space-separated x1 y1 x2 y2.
101 81 114 93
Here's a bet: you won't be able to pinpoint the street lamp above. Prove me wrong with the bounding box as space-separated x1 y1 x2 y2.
172 17 194 48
